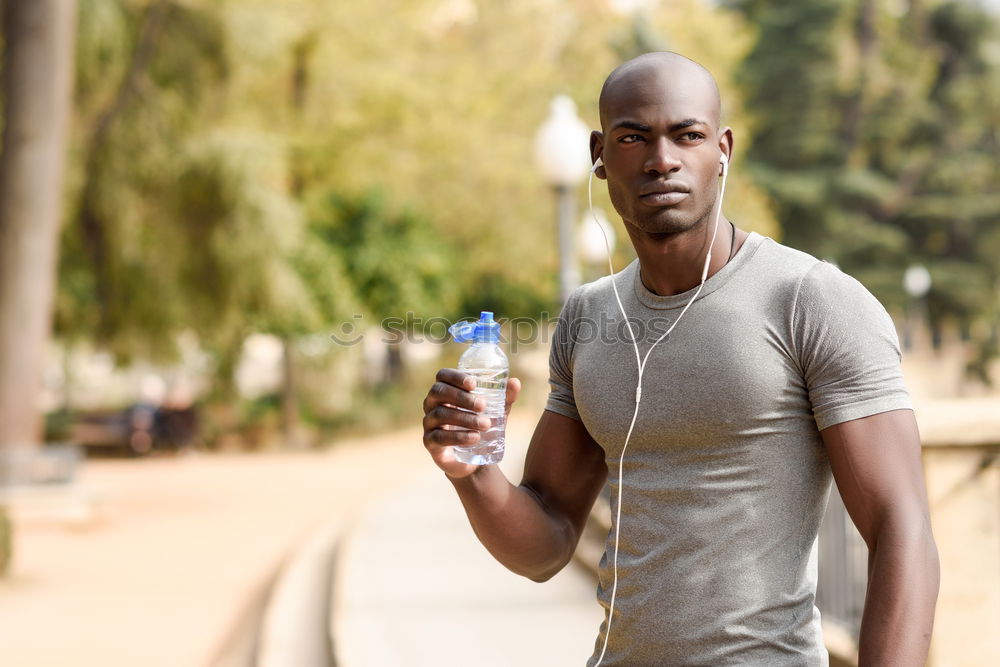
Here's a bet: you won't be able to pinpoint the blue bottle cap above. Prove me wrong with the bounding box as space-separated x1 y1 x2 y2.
449 311 501 343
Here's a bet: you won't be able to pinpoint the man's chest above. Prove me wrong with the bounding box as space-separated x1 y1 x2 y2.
569 307 814 457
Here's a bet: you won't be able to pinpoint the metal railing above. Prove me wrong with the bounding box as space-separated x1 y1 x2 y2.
816 489 868 647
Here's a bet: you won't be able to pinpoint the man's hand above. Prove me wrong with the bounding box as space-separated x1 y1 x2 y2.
422 368 604 581
421 368 521 479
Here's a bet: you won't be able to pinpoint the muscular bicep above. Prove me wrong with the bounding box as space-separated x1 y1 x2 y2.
820 409 930 545
520 409 608 549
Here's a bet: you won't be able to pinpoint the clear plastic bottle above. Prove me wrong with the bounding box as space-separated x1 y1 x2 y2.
448 311 509 465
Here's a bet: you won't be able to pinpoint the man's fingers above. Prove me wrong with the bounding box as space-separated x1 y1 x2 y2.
505 377 521 411
423 378 483 414
423 425 481 448
420 368 498 480
436 368 476 391
423 406 491 433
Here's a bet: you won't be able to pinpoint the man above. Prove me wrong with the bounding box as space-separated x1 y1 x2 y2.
422 52 939 666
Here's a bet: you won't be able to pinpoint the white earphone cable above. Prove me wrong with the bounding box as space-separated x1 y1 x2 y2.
588 157 728 666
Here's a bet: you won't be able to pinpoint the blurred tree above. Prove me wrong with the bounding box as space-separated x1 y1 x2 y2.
61 0 359 405
263 0 776 305
725 0 850 252
0 0 78 449
728 0 1000 380
256 0 608 315
0 0 77 580
61 0 232 361
51 0 785 421
310 191 459 383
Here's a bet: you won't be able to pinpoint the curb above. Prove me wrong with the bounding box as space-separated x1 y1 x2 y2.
255 517 342 667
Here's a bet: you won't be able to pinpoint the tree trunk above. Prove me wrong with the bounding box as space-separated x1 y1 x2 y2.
280 336 300 448
385 341 404 385
907 0 927 47
842 0 877 166
277 33 318 449
0 506 11 576
0 0 78 450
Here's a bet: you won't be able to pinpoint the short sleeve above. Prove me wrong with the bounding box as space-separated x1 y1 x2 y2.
792 262 912 431
545 290 583 421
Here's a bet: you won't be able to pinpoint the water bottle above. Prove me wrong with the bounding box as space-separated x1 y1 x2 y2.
448 311 509 465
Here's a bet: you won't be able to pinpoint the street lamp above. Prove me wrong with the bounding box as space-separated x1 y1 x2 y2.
579 206 616 281
903 264 932 351
534 94 592 303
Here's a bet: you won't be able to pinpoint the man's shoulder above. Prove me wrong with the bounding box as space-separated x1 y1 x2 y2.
747 234 823 279
751 238 886 319
562 260 637 314
748 235 884 303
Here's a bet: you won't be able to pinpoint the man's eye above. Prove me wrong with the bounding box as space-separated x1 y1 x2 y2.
619 134 644 143
681 132 705 142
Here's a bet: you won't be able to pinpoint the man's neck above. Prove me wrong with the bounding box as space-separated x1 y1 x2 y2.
629 216 734 297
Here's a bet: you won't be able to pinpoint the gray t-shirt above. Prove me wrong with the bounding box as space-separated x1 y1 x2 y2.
545 233 911 666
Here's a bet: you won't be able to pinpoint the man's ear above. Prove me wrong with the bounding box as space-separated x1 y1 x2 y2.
719 127 734 174
590 130 606 179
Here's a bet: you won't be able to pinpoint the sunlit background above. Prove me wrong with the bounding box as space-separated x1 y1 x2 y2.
0 1 998 666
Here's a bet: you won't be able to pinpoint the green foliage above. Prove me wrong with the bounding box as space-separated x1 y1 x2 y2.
61 0 234 360
62 1 358 371
730 0 1000 376
457 272 557 322
56 0 785 405
310 191 459 324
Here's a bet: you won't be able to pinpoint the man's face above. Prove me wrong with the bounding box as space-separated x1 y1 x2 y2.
595 68 729 238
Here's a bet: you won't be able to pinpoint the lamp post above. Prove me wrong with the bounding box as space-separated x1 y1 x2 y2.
534 95 592 303
579 206 616 282
903 264 932 351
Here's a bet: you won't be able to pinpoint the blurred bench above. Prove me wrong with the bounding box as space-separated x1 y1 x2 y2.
0 444 96 524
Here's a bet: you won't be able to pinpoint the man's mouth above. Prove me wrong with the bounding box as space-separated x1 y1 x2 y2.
640 191 688 206
639 181 690 207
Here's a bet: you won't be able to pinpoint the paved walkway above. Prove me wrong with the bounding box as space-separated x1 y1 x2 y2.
0 428 428 667
0 414 602 667
332 415 603 667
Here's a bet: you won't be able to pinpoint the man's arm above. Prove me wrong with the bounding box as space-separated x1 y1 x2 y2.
821 409 939 666
423 369 607 582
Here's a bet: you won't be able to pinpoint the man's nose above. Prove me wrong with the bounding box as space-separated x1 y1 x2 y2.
644 137 681 175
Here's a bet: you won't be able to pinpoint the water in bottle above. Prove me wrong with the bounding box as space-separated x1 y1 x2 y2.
448 312 509 465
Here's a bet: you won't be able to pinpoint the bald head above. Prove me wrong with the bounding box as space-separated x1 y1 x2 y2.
599 52 721 130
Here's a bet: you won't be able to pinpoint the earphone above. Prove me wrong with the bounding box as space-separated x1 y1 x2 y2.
588 150 730 666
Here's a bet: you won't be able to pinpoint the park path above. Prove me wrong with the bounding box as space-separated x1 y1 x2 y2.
0 426 429 667
331 413 602 667
0 410 602 667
